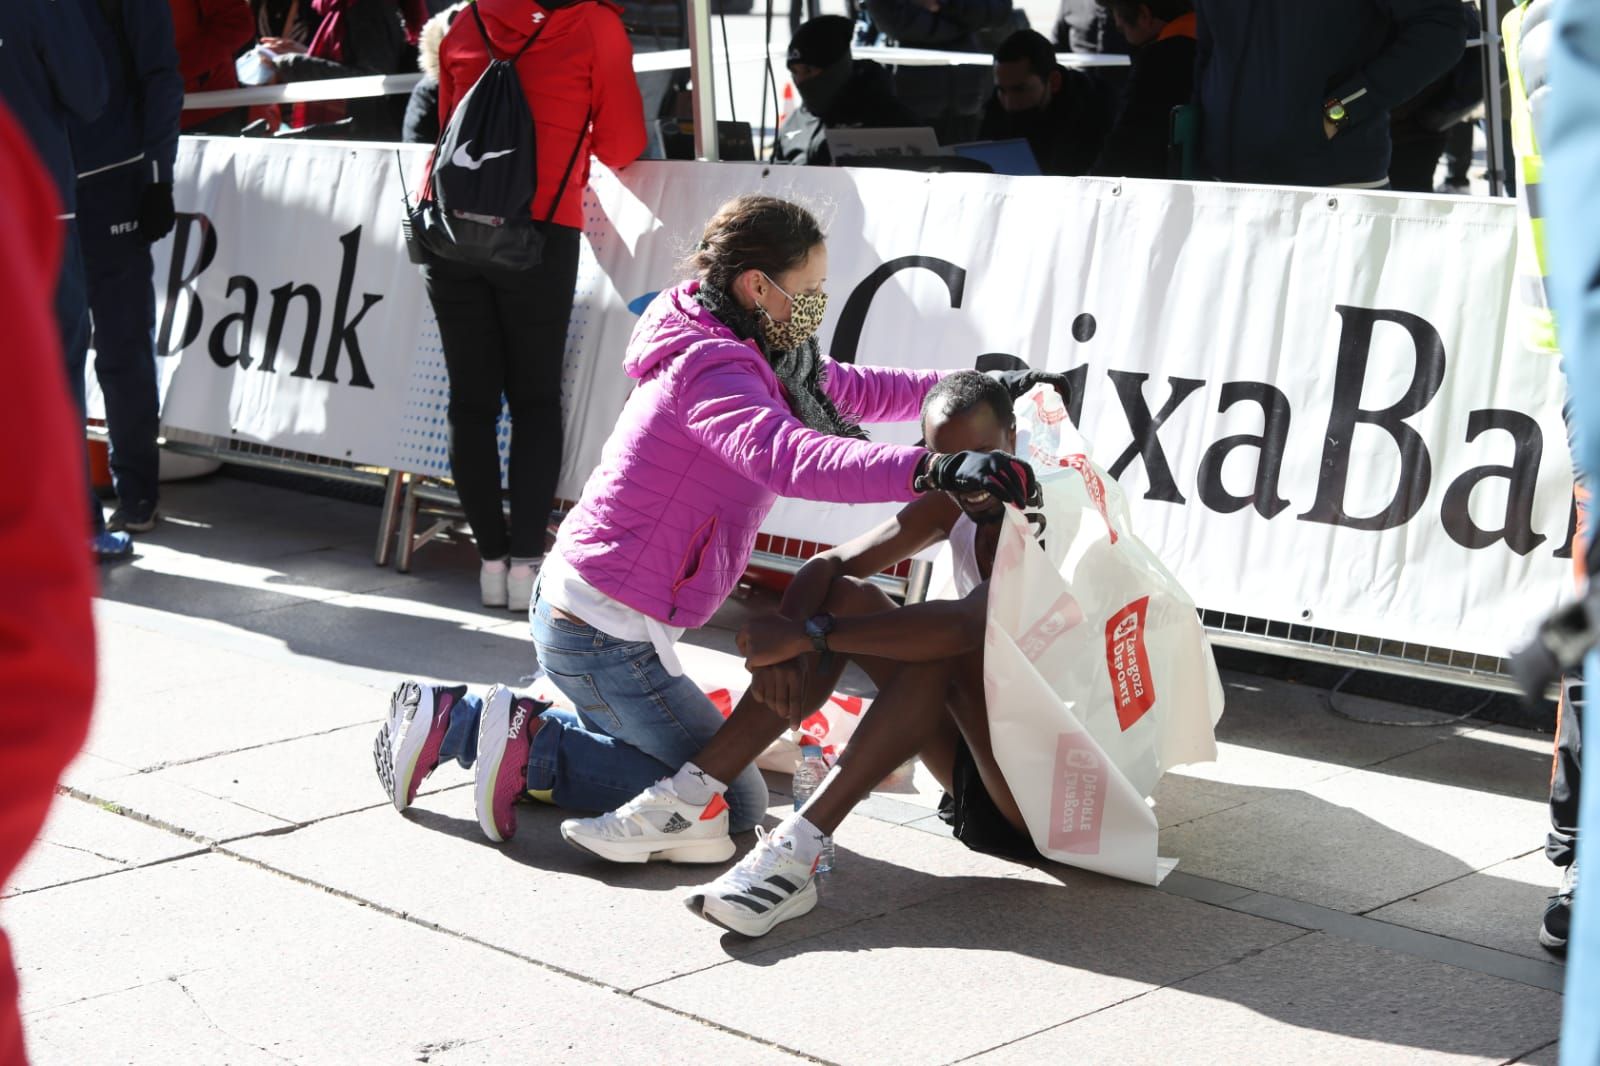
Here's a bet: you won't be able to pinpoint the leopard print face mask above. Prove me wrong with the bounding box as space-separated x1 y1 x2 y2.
757 273 828 350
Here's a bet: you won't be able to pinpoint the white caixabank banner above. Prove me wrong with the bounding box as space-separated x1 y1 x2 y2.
143 140 1574 660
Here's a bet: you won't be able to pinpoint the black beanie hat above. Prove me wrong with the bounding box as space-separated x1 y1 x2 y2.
787 15 854 68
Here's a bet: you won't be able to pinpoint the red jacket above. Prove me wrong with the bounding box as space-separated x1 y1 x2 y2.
170 0 256 128
437 0 646 230
0 103 96 1066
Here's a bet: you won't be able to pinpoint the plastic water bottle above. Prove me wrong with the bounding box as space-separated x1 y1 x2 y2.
1029 387 1068 467
791 743 835 873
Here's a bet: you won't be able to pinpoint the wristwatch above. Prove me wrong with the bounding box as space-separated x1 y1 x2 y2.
805 612 836 653
1323 97 1349 132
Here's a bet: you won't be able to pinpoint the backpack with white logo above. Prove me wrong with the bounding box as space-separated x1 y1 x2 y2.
409 2 589 270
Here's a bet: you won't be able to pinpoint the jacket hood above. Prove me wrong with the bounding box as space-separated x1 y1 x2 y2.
419 3 468 77
624 281 750 380
477 0 626 48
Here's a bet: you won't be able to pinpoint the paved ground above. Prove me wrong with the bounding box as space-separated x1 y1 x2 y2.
5 474 1567 1064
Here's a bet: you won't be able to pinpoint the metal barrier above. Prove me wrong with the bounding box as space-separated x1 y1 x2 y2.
1200 609 1521 694
117 432 1530 694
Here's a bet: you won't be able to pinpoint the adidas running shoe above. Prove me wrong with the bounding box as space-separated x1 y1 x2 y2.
560 779 735 864
686 826 819 937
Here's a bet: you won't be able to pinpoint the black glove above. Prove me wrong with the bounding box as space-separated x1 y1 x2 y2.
138 182 176 243
916 450 1042 509
991 368 1072 408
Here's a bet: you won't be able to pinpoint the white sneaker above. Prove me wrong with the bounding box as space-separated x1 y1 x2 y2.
506 558 540 612
560 780 735 864
686 827 819 937
480 558 508 607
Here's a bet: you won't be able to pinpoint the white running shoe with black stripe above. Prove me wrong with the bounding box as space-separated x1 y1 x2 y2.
686 827 819 937
560 780 735 864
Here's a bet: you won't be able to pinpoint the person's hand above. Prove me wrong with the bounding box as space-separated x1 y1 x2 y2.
918 450 1042 508
749 661 812 724
738 614 810 669
989 368 1073 407
138 182 176 243
1323 118 1338 140
259 36 306 54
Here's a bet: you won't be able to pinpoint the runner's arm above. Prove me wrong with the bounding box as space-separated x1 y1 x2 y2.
742 581 988 665
777 492 959 621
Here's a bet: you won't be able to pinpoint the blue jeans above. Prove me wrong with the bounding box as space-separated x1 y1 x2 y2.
528 592 769 833
435 693 675 815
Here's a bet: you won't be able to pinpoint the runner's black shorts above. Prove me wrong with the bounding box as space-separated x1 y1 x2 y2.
936 735 1039 861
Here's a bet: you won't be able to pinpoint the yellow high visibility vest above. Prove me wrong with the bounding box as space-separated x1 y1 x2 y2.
1503 0 1560 354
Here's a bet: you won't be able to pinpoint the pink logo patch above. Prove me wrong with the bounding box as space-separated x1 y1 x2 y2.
1017 592 1085 661
1104 597 1155 731
1048 732 1106 854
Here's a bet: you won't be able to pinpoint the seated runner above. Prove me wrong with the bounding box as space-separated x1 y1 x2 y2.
562 370 1049 936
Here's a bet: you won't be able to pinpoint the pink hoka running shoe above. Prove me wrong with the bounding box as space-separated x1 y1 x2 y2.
475 685 548 842
373 680 466 812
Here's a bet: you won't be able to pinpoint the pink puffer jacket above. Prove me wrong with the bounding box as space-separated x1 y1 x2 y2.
554 281 944 628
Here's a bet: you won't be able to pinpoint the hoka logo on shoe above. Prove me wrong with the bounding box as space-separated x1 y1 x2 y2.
509 705 530 739
399 682 422 722
661 813 692 834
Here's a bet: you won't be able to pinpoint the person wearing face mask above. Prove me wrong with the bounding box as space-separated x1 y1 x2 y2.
774 15 917 166
564 371 1053 937
979 28 1112 176
371 195 1066 855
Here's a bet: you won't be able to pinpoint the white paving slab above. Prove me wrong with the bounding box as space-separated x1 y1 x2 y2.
966 933 1563 1066
1369 851 1568 961
641 877 1301 1066
146 723 440 826
10 853 803 1066
5 794 201 898
1160 761 1547 913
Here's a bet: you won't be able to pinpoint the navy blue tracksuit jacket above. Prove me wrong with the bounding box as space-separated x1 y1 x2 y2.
0 0 108 214
1194 0 1466 187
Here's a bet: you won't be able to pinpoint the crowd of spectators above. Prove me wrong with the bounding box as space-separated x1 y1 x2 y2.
54 0 1483 189
772 0 1474 188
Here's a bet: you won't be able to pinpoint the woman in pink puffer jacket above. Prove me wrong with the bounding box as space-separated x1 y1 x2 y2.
374 195 1047 850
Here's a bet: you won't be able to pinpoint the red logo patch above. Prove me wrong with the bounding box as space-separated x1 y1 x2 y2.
798 694 863 744
1066 454 1118 544
1104 597 1155 731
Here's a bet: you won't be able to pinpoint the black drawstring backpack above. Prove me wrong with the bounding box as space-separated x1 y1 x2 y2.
407 2 589 270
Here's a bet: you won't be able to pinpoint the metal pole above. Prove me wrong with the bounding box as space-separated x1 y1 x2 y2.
686 0 720 161
1482 0 1507 196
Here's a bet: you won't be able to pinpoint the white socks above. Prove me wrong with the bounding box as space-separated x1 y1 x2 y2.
671 761 727 806
771 813 826 867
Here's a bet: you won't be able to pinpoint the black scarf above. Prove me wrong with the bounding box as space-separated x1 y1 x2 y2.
695 283 867 440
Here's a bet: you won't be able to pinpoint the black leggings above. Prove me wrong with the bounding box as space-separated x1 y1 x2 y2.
421 223 581 560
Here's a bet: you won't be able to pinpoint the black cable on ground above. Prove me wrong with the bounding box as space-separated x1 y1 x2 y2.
1323 668 1495 727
